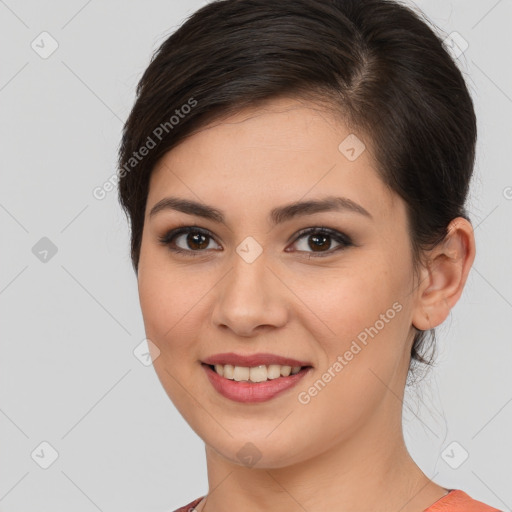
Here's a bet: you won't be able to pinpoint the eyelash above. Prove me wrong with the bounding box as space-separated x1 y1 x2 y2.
157 225 354 258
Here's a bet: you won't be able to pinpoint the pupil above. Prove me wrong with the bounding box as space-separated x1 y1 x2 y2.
309 234 330 251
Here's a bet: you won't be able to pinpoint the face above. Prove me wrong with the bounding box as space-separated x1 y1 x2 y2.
137 97 419 468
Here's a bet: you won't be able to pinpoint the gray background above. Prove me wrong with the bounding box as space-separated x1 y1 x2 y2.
1 0 511 511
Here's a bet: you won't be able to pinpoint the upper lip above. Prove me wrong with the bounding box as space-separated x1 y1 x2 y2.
202 352 313 368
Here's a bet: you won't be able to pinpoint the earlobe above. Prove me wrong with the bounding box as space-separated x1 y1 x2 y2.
412 217 476 331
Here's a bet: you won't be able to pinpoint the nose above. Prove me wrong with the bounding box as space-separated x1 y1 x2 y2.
211 254 289 337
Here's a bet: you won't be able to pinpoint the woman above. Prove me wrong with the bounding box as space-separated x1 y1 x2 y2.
118 0 500 510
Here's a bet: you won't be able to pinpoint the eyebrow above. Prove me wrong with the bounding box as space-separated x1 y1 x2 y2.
148 195 372 224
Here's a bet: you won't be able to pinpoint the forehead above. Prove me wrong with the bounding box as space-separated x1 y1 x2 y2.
147 97 397 221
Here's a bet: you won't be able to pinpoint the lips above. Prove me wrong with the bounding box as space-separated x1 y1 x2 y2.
202 363 312 403
202 352 313 368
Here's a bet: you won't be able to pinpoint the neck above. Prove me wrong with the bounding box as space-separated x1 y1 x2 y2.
198 415 446 512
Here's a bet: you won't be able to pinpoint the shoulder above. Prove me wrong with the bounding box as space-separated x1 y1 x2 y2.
424 489 502 512
172 491 502 512
172 496 204 512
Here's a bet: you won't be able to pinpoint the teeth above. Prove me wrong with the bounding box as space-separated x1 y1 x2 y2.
267 364 282 379
223 364 234 379
249 365 268 383
281 365 292 377
210 363 304 382
233 366 250 381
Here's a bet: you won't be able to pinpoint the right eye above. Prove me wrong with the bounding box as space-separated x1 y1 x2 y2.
158 226 222 256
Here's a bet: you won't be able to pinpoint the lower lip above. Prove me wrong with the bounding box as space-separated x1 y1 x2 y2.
202 363 312 403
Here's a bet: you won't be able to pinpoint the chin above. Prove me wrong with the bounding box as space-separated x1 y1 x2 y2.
204 430 310 470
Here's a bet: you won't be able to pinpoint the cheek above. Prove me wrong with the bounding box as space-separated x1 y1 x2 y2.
290 278 408 450
137 248 219 364
296 262 400 342
138 272 192 347
300 258 411 385
137 261 207 411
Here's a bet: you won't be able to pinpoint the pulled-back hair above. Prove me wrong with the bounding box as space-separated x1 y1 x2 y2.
118 0 477 370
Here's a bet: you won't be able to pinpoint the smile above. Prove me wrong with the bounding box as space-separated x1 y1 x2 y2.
211 362 303 381
201 362 312 403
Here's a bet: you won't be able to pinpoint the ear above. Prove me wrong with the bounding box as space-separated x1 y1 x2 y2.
412 217 476 331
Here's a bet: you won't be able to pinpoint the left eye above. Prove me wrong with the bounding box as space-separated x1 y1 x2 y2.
288 227 353 256
158 226 353 257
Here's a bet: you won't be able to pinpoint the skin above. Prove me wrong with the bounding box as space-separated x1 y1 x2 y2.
137 97 476 512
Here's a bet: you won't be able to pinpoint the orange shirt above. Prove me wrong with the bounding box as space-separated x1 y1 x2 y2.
173 490 502 512
424 489 501 511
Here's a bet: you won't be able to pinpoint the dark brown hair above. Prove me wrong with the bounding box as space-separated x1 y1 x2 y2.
117 0 477 372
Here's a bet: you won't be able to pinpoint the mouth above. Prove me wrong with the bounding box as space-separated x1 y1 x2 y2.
200 356 313 403
202 362 312 382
